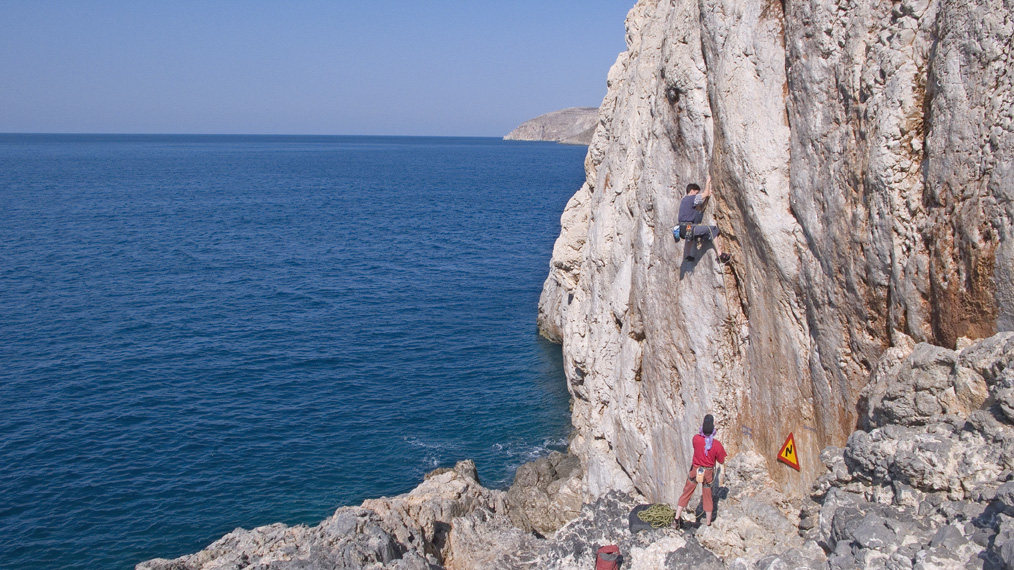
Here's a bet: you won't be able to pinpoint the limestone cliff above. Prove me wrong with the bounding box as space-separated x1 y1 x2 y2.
539 0 1013 500
504 107 600 145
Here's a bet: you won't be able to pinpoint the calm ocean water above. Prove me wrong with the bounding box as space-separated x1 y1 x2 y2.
0 134 584 569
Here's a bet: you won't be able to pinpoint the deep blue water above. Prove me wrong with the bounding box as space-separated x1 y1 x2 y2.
0 134 584 570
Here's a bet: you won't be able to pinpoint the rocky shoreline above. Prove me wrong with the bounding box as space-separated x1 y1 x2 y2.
139 333 1014 569
138 0 1013 564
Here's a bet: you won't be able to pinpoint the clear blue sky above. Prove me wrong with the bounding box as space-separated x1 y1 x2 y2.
0 1 632 136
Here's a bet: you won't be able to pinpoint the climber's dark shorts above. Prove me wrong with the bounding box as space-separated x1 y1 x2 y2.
691 225 720 241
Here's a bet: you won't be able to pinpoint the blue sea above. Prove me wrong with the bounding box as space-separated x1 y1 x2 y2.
0 134 584 570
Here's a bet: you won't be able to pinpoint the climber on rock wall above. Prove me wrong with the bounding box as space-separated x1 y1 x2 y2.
673 175 731 264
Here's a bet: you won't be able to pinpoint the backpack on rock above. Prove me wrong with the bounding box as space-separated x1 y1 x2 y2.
595 545 621 570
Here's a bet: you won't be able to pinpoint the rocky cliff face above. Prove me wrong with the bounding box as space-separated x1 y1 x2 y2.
504 107 600 145
538 0 1013 498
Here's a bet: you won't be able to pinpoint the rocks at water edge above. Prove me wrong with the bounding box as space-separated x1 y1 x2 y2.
137 332 1014 569
136 453 585 570
503 107 599 145
136 460 503 570
505 450 583 535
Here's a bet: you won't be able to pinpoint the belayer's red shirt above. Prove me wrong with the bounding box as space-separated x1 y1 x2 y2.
691 434 727 468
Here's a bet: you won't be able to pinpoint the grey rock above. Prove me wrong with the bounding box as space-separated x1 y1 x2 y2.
861 343 990 430
852 514 898 551
999 542 1014 570
754 542 828 570
442 507 534 570
913 547 972 570
958 333 1014 386
814 447 853 501
827 543 862 570
893 481 922 508
995 514 1014 550
831 505 867 550
137 460 500 570
967 525 996 548
841 414 1005 497
503 107 599 145
505 450 584 535
998 388 1014 424
799 511 817 532
998 483 1014 515
929 524 967 550
663 538 724 570
938 501 988 525
818 488 864 549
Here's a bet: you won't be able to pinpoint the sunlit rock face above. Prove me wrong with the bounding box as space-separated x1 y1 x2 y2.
538 0 1013 500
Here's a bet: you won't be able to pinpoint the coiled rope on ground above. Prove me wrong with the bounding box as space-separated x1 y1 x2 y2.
636 503 676 528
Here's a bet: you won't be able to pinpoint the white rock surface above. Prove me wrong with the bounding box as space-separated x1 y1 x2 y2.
538 0 1013 499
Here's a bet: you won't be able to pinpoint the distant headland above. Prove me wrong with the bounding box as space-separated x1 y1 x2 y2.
503 107 598 145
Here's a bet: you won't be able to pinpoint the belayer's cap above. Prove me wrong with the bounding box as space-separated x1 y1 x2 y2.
702 414 714 435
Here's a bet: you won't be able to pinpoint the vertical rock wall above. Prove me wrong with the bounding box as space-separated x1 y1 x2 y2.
539 0 1012 500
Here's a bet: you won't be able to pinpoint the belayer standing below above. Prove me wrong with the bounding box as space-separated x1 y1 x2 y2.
673 175 731 264
673 414 727 527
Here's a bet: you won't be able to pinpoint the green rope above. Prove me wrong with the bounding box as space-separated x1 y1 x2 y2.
636 504 676 528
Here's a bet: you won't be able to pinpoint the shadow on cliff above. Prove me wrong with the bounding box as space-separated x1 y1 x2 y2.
678 240 718 279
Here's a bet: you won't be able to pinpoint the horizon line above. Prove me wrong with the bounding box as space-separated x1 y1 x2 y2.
0 131 520 139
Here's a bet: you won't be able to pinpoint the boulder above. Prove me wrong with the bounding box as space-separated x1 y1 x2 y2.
860 343 990 429
663 537 724 569
137 460 502 570
505 450 583 535
442 507 534 570
805 336 1014 570
995 515 1014 570
752 542 827 570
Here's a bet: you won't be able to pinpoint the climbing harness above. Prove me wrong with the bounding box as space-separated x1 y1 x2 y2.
689 466 715 487
672 222 694 242
635 503 677 528
672 222 718 243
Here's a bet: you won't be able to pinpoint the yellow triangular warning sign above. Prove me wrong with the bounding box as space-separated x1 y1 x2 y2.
777 432 800 471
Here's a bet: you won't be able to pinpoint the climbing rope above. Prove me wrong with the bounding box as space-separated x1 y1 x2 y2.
636 504 677 528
